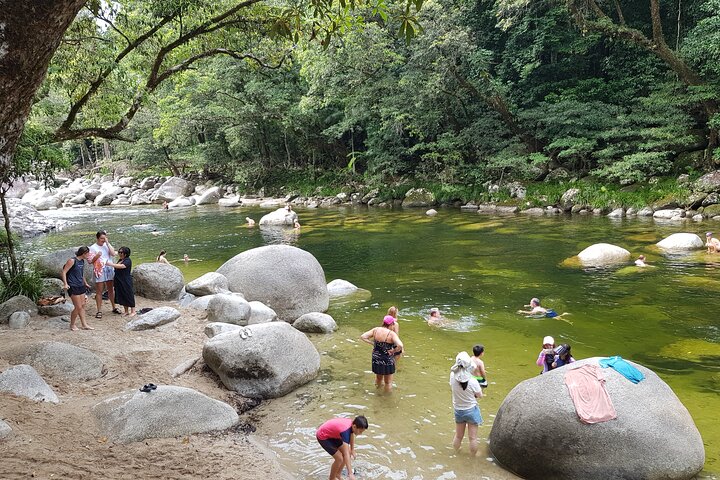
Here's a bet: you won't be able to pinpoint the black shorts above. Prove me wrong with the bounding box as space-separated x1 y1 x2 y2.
317 436 343 456
68 285 86 296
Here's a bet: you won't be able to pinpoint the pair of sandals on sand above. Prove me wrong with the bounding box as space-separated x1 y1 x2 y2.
239 327 253 340
139 383 158 393
95 308 123 319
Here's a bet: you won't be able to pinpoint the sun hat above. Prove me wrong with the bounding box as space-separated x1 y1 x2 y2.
531 298 541 305
450 351 473 382
554 344 569 356
383 315 396 325
543 335 555 346
707 232 713 237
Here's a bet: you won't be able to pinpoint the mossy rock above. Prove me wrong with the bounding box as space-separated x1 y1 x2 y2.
702 204 720 217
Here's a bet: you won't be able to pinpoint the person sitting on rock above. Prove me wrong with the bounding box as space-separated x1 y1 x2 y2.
706 232 720 253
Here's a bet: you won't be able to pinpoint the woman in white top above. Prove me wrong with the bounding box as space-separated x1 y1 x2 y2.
449 351 483 455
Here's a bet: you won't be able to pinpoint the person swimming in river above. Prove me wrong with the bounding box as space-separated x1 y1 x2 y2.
517 298 571 324
428 307 447 327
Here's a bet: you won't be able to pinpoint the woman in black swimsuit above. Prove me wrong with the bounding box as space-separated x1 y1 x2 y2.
61 246 92 331
360 317 404 392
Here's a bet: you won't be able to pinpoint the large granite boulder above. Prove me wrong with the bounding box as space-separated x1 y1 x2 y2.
8 342 105 381
401 188 436 207
35 247 94 283
577 243 630 266
150 176 195 202
196 186 222 205
216 245 329 321
695 171 720 193
0 295 38 324
168 196 194 208
93 385 238 444
124 307 181 331
293 312 337 333
207 295 251 326
40 278 66 298
203 322 320 399
0 365 59 403
132 263 184 300
185 272 229 296
259 207 298 226
656 233 704 250
489 358 704 480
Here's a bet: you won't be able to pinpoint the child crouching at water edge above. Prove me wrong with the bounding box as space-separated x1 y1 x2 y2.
316 416 368 480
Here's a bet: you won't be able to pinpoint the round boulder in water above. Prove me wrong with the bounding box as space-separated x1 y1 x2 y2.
489 357 704 479
216 245 328 321
656 233 704 250
577 243 630 266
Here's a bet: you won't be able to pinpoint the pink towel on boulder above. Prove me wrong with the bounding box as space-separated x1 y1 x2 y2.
563 364 617 424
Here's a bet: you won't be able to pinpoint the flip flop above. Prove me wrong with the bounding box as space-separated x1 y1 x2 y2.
112 308 122 314
147 383 157 390
139 385 153 393
245 328 253 337
95 312 102 319
239 330 248 340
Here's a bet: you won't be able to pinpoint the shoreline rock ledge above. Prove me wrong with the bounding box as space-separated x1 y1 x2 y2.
488 358 705 480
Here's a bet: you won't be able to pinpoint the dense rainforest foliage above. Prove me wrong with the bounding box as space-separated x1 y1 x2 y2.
21 0 720 192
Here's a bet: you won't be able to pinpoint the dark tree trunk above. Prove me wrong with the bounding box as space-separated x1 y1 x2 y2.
0 0 86 169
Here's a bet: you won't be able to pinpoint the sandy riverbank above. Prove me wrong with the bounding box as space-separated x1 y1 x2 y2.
0 296 294 480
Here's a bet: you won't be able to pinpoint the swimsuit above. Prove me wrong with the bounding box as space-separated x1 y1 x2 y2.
371 329 396 375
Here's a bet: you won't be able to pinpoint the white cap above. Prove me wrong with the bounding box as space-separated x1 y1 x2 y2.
543 336 555 346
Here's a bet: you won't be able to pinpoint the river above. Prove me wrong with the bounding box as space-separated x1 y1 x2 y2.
26 205 719 478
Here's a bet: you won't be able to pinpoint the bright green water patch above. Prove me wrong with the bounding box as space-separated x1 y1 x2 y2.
25 206 720 478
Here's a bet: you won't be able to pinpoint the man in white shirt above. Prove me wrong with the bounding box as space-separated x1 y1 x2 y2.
89 230 118 317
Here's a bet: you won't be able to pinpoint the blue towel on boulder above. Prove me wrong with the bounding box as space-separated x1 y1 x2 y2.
599 356 645 384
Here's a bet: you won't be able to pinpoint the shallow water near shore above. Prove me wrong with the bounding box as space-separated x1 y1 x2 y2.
27 205 720 478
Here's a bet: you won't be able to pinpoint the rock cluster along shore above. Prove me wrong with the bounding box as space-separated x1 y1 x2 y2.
8 170 720 236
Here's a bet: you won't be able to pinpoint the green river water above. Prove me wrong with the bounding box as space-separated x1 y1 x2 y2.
27 205 719 479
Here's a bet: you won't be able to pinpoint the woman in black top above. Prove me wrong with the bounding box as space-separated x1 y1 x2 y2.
61 246 92 331
107 246 135 316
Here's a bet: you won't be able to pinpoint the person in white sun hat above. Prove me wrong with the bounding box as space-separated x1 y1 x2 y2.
449 351 484 456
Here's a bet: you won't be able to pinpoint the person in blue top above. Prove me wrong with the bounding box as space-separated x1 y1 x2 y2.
552 344 575 369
